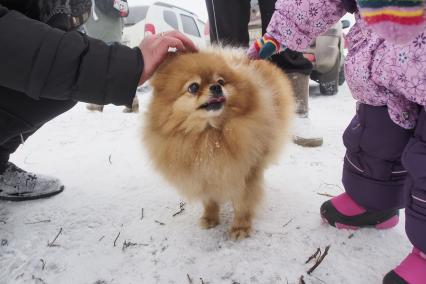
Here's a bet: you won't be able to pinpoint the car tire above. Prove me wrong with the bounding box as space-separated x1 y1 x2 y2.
319 81 338 96
338 65 345 86
318 51 341 95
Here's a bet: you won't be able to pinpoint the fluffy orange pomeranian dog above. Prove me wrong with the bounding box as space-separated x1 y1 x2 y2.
143 48 294 240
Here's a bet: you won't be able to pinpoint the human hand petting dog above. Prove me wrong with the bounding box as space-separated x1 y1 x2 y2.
247 33 284 59
138 30 198 85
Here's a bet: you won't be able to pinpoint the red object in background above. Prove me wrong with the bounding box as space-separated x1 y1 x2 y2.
145 23 156 35
205 21 210 36
343 33 348 49
303 53 316 62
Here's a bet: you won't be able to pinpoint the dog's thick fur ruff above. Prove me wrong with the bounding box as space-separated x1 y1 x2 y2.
143 48 294 240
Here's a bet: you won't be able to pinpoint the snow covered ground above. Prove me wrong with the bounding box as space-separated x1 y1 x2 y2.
0 82 412 284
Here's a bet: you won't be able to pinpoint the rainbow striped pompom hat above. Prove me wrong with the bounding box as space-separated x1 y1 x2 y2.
359 0 426 43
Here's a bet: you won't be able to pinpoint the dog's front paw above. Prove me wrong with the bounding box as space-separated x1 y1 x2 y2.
229 226 251 240
200 216 219 229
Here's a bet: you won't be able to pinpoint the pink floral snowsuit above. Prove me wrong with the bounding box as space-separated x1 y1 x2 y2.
267 0 426 129
267 0 426 254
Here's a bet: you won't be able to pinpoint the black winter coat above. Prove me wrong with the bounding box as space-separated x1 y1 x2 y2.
0 1 143 106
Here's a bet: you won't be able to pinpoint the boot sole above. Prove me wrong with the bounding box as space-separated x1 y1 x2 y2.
320 200 399 230
293 136 324 147
322 214 399 230
0 185 65 202
383 270 409 284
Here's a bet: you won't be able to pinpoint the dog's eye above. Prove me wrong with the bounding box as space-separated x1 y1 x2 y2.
218 79 225 86
188 83 200 94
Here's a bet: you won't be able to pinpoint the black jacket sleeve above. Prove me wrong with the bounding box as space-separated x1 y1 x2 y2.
0 5 143 106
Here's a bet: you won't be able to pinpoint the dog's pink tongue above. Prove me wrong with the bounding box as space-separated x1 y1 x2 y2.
209 97 226 104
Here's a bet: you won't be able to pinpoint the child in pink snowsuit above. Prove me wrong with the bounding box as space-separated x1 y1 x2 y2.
248 1 426 283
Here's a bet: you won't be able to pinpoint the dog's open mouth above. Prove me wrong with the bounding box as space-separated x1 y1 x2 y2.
198 96 226 111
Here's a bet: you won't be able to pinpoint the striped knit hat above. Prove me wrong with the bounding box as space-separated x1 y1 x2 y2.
359 0 426 43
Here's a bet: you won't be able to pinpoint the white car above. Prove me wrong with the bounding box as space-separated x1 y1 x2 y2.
123 2 208 49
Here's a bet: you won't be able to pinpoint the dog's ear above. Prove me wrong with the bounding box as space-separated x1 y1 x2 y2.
162 49 197 64
153 51 194 81
151 53 180 93
154 52 179 74
166 51 179 60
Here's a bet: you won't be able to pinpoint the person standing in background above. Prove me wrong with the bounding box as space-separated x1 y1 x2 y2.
85 0 139 113
205 0 323 147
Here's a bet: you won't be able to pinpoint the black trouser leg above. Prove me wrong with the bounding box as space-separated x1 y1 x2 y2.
0 130 39 173
205 0 251 46
258 0 276 35
0 86 77 170
205 0 313 74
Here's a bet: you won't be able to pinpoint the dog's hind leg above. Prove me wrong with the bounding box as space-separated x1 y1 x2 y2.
230 171 264 240
200 199 220 229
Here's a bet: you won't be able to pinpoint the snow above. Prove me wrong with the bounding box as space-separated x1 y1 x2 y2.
0 82 412 284
292 116 323 140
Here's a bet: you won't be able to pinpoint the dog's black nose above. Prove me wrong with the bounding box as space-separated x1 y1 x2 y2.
209 84 223 96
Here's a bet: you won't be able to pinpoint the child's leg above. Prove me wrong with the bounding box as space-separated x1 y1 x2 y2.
343 104 412 210
383 108 426 284
321 103 413 229
403 108 426 252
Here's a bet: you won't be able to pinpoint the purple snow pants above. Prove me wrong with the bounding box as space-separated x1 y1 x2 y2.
342 103 426 253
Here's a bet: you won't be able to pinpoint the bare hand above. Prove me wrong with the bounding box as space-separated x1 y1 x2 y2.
138 31 198 85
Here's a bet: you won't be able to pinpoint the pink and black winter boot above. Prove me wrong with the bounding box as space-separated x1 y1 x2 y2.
320 193 399 230
383 248 426 284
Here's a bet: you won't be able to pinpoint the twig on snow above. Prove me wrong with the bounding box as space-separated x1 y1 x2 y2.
187 273 193 284
122 240 138 251
155 220 165 225
98 235 105 242
25 219 51 225
47 228 63 247
299 275 306 284
40 259 46 270
113 232 121 247
121 240 148 251
15 273 24 280
305 248 321 264
172 202 186 217
283 218 294 228
108 154 112 165
141 208 144 220
307 245 331 275
316 192 335 198
32 275 47 284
